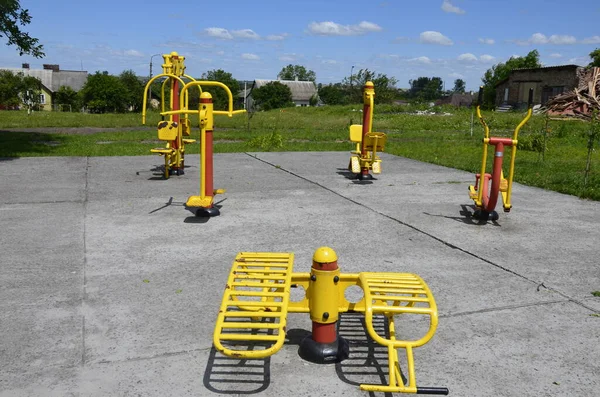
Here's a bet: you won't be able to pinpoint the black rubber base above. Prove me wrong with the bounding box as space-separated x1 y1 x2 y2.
195 207 220 217
298 335 349 364
473 209 499 221
356 172 373 181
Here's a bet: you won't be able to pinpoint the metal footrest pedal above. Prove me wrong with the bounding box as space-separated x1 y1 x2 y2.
213 252 294 359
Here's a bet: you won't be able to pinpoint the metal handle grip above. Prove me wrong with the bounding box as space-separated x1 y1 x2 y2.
478 86 484 105
527 88 533 108
417 386 449 395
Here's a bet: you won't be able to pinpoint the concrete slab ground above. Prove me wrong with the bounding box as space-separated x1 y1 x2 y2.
0 152 598 397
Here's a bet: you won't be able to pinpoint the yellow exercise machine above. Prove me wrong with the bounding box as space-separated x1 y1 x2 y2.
468 87 533 221
142 52 198 179
349 81 387 180
213 247 448 395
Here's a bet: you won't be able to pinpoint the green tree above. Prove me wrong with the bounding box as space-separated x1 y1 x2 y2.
589 48 600 67
277 64 316 82
0 70 24 107
318 83 347 105
481 50 541 108
200 69 240 110
251 81 293 111
80 71 129 113
342 68 398 104
119 69 144 112
408 76 443 101
21 74 42 112
0 0 44 57
54 86 80 110
0 70 42 110
453 79 466 93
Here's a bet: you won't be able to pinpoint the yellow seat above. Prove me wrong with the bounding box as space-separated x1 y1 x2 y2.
358 272 439 394
157 121 178 141
213 252 295 359
349 124 363 143
182 139 196 144
364 132 386 152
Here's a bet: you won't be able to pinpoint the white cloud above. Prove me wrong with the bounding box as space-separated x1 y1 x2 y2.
204 28 261 40
479 54 495 62
124 50 143 57
517 33 577 45
568 56 589 65
323 59 337 64
205 27 233 40
420 31 453 45
216 50 225 56
478 38 495 45
548 34 577 45
549 53 562 58
449 72 464 79
582 35 600 44
441 0 465 14
241 53 260 60
307 21 382 36
232 29 260 39
409 56 431 64
458 53 478 62
279 53 297 62
266 34 287 41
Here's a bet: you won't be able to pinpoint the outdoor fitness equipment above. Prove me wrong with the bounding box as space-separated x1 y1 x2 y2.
349 81 387 180
142 52 197 179
468 87 533 221
213 247 448 395
161 80 245 217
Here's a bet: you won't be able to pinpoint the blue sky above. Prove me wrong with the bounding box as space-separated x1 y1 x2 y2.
1 0 599 90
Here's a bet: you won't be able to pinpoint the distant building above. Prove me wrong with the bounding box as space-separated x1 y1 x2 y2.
246 79 317 111
494 65 583 109
435 93 475 107
0 63 88 111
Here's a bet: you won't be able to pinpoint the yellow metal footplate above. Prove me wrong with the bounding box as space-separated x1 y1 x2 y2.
358 272 440 394
150 148 174 154
213 252 294 359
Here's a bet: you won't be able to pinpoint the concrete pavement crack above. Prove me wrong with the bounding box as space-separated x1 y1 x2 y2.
246 153 598 313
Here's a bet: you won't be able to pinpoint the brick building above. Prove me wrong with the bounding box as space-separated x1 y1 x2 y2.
494 65 583 109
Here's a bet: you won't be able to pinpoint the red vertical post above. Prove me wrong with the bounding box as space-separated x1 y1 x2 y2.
200 95 214 199
360 82 375 179
170 79 181 176
298 247 349 364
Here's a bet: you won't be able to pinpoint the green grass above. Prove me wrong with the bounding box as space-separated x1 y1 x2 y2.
1 106 599 200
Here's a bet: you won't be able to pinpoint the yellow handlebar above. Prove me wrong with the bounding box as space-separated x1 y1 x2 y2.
180 81 246 117
142 73 187 124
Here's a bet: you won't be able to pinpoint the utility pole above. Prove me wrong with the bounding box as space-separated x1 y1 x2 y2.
149 54 161 79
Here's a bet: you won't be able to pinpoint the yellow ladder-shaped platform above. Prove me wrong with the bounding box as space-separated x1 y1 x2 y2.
213 252 294 359
358 272 439 394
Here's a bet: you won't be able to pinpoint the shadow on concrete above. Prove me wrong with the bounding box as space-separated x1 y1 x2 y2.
203 317 275 394
202 345 271 394
336 168 377 185
423 204 501 226
335 312 397 397
135 164 195 180
0 130 68 159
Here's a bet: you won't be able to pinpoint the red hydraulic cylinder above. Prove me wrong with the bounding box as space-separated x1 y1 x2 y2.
486 142 504 212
